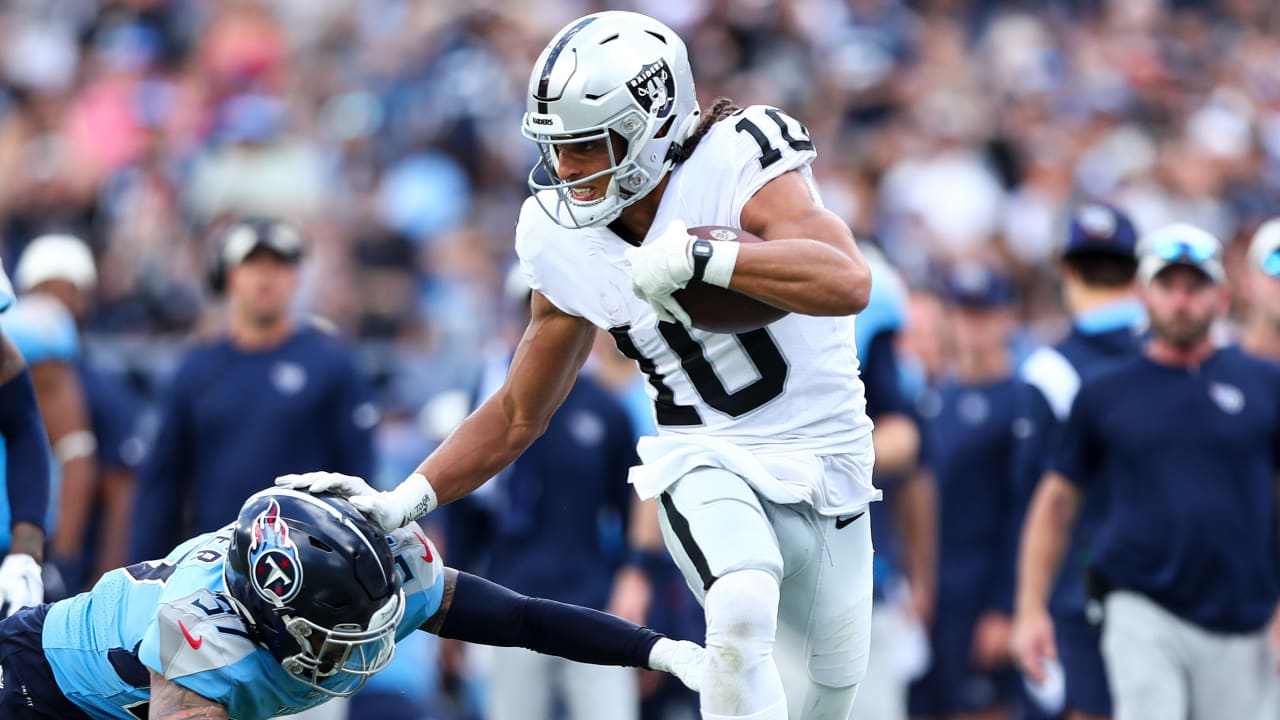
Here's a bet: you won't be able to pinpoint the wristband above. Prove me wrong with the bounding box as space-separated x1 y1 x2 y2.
396 472 438 522
690 239 739 288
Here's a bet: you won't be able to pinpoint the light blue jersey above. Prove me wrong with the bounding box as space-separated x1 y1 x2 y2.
854 248 907 361
0 294 78 549
44 525 444 719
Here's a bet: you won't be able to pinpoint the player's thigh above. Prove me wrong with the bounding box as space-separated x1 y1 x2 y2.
846 605 908 720
657 467 784 605
487 646 555 720
561 657 638 720
1099 591 1187 720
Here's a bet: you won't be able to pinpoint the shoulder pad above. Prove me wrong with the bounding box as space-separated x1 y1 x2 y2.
386 526 445 597
1019 346 1080 421
151 589 256 679
0 294 78 363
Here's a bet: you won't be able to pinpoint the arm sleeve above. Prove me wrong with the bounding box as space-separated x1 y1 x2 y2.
129 372 192 563
0 368 51 531
437 571 663 669
326 351 376 481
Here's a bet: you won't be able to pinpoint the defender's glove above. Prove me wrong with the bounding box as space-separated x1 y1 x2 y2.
275 472 377 498
0 554 42 617
648 637 704 692
625 220 695 326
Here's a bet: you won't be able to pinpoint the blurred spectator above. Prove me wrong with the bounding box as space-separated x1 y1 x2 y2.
14 234 144 592
908 263 1021 720
1012 204 1143 720
0 292 94 595
130 218 376 563
1239 217 1280 361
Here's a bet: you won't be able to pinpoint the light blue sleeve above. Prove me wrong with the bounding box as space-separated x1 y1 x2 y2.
854 253 907 361
0 295 78 363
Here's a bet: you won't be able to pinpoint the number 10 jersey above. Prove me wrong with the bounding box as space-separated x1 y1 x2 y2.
516 105 875 509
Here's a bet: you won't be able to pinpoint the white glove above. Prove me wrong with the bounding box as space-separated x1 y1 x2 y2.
648 637 704 692
0 554 42 617
275 472 377 498
350 473 439 533
625 220 695 326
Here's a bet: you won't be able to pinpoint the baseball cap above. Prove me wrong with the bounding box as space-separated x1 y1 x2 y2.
942 262 1014 308
221 219 305 268
1247 218 1280 277
15 234 97 293
1063 204 1138 259
1136 223 1224 285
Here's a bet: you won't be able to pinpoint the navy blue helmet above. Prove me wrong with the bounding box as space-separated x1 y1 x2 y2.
223 489 404 697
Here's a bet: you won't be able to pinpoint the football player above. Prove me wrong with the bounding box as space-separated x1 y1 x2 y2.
0 487 703 719
0 261 53 620
284 10 876 720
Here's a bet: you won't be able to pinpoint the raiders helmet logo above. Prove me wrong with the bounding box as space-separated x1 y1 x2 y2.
627 60 676 118
248 499 304 605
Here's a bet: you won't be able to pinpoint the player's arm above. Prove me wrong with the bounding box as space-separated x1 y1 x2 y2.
1011 470 1082 682
729 170 872 316
0 333 48 562
421 567 702 690
31 360 96 561
148 671 229 720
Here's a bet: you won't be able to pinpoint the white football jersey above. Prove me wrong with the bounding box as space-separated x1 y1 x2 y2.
516 105 875 510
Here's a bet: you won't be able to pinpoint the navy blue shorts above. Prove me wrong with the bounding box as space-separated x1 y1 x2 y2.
1057 611 1112 717
908 607 1017 716
0 604 91 719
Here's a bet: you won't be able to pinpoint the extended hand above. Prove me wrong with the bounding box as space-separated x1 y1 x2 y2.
625 220 694 326
1010 606 1058 684
0 554 42 617
275 472 377 498
648 637 704 692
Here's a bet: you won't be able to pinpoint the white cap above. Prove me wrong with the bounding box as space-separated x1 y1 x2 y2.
1136 223 1225 285
15 234 97 293
1248 218 1280 275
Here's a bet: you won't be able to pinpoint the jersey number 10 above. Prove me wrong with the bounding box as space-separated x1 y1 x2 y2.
610 324 788 426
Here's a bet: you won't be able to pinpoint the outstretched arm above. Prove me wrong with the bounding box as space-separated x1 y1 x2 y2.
422 568 703 691
280 292 597 529
148 672 229 720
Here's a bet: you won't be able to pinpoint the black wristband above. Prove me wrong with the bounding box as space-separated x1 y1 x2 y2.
691 238 713 281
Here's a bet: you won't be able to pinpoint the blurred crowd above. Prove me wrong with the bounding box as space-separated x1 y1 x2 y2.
5 0 1280 718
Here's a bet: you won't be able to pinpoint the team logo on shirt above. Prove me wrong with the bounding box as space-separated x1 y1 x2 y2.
271 361 308 396
248 499 304 605
1209 382 1245 415
627 59 675 118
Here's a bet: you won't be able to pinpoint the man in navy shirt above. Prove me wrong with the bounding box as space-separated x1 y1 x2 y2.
131 218 377 564
909 263 1021 719
1013 223 1280 720
1013 204 1143 720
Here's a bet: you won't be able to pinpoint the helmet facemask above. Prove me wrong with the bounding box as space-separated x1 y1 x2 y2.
277 590 405 697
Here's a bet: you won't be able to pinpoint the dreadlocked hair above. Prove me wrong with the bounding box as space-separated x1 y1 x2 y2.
677 98 740 163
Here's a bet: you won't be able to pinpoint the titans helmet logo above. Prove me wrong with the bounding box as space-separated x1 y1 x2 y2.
248 499 303 605
627 60 675 118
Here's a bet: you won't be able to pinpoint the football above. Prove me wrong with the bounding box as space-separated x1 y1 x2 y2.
674 226 789 334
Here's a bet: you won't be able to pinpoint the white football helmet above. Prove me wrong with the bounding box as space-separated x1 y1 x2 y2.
522 11 701 229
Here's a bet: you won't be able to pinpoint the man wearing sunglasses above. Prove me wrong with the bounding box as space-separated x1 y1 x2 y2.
1012 223 1280 720
1241 219 1280 362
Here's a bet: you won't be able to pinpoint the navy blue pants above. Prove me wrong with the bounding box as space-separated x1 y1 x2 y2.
0 605 91 719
